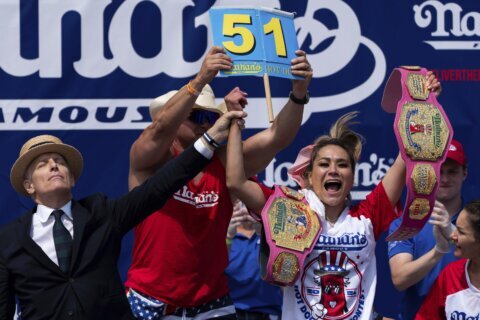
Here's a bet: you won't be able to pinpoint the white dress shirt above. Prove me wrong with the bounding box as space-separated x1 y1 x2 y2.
30 202 74 266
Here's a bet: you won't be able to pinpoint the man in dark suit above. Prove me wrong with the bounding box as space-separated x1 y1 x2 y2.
0 109 245 320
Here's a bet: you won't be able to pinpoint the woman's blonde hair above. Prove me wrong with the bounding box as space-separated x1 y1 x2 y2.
302 111 364 183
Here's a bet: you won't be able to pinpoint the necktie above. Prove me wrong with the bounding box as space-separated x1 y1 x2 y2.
52 209 73 273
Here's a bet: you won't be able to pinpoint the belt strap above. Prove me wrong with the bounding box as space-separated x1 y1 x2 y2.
382 66 453 241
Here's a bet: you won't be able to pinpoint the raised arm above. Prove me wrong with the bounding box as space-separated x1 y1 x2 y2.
129 46 233 189
116 109 246 233
218 50 312 177
226 114 268 214
381 153 406 207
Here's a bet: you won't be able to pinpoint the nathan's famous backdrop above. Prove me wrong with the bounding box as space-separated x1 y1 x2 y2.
1 0 478 317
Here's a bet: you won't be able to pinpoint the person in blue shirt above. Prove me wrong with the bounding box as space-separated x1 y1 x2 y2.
225 199 283 320
387 139 468 319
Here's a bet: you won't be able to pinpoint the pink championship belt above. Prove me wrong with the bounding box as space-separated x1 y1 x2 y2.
382 66 453 241
259 186 322 286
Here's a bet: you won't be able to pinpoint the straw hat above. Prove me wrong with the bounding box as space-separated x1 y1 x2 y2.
10 135 83 196
149 84 227 119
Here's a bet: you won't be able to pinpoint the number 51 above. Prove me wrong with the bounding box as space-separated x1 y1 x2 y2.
222 14 287 57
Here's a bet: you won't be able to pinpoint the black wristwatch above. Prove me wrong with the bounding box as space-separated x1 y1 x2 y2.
289 90 310 104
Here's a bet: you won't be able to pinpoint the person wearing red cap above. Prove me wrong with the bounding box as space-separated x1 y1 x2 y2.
388 138 469 319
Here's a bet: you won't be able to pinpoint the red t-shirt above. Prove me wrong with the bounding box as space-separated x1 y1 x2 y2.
125 155 233 306
416 259 480 320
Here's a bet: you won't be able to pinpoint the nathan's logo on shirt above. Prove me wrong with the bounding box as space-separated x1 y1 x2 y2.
173 186 219 208
315 233 368 251
296 250 366 319
450 311 480 320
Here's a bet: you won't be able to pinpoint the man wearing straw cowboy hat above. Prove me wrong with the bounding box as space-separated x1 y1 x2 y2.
124 46 312 318
0 108 245 320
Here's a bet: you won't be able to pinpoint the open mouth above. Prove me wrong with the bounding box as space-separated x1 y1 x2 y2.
324 181 342 192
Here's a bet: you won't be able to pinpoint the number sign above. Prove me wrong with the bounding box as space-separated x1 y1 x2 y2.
209 7 301 79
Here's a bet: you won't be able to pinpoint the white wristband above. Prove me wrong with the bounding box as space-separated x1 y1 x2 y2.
194 138 214 159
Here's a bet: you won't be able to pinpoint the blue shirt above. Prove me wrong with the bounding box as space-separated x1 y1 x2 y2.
387 213 459 320
225 232 282 315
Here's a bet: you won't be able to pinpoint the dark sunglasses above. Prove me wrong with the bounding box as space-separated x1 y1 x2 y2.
188 110 220 125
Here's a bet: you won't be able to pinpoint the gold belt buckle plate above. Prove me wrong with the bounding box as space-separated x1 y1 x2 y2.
406 73 429 100
411 164 437 195
272 252 299 284
397 102 451 161
266 197 320 252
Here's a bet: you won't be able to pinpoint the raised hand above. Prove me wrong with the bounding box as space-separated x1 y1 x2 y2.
225 87 248 111
206 110 247 145
224 87 248 129
429 200 454 238
291 50 313 99
433 225 450 253
426 70 442 97
191 46 233 91
430 201 454 253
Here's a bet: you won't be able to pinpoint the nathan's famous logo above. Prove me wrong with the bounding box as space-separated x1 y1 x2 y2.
224 63 263 75
296 250 365 319
414 1 480 51
315 233 368 251
0 0 386 130
0 101 151 130
173 186 219 208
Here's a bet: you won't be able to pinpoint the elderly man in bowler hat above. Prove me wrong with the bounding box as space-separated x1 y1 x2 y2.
0 107 245 319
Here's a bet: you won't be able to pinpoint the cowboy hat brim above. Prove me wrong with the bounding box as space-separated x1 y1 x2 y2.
149 84 226 119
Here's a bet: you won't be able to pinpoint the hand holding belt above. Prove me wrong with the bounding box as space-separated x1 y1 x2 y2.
259 186 322 286
381 66 453 241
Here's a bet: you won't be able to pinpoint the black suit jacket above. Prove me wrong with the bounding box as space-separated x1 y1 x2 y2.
0 145 210 320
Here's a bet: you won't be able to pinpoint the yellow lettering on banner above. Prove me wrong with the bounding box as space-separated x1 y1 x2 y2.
264 17 287 57
222 14 255 55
